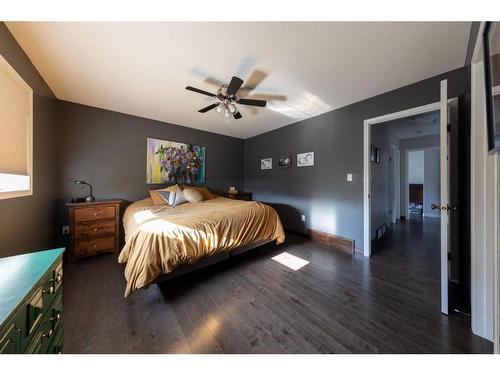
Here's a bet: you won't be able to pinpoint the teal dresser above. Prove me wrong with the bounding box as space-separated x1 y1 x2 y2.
0 248 64 354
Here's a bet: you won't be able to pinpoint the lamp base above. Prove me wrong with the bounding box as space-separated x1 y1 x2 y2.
85 196 95 202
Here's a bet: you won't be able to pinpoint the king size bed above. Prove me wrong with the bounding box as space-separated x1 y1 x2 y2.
118 191 285 296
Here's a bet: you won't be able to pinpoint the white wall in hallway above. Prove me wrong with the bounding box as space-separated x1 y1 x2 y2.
423 149 440 218
408 150 424 184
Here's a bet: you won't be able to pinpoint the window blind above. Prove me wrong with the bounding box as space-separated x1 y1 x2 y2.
0 65 29 176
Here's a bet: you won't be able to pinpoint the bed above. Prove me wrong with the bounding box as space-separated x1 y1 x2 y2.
118 195 285 296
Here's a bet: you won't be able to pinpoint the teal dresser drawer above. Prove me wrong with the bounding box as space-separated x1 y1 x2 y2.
0 248 64 354
0 318 23 354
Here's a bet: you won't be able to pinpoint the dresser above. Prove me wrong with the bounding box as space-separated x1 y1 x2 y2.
0 248 64 354
223 191 253 201
66 200 122 262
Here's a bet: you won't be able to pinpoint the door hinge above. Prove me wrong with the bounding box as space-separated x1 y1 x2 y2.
447 252 451 261
447 124 451 132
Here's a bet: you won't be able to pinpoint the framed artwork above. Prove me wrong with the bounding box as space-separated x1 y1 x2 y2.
261 158 272 170
297 152 314 167
278 155 291 168
146 137 206 184
483 21 500 153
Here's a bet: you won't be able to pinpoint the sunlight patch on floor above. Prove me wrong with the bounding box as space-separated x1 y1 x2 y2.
271 252 309 271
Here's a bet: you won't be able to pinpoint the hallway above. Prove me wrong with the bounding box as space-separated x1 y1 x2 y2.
373 215 441 282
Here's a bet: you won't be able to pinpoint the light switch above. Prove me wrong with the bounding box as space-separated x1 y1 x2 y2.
347 173 353 182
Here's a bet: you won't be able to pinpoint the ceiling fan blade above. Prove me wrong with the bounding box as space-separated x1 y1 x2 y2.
233 112 243 120
226 76 244 96
242 69 268 91
198 103 219 113
237 98 267 107
246 93 287 101
186 86 216 97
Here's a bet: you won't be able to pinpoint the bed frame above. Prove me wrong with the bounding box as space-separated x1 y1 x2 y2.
154 239 274 283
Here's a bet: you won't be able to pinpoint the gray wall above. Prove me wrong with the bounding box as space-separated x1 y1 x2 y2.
399 134 440 217
0 23 58 257
244 68 467 249
56 101 244 202
370 125 389 239
423 149 440 217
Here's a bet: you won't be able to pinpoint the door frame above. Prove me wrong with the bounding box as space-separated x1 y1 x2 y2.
363 101 440 257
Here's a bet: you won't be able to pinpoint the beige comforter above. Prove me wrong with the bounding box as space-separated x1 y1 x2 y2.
118 197 285 296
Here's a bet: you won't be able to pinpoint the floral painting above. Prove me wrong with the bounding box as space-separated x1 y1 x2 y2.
146 138 206 184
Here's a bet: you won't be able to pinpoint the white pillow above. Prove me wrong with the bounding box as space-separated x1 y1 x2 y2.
182 188 204 203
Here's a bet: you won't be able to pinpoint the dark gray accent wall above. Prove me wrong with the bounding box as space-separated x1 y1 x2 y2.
244 67 467 250
56 101 244 202
370 124 390 239
0 23 58 258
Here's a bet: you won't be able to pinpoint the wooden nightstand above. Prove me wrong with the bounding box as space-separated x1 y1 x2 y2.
223 192 252 201
66 200 122 262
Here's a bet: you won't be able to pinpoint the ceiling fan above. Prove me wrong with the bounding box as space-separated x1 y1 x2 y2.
185 76 267 120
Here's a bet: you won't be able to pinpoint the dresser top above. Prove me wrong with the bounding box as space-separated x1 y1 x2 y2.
66 199 123 207
0 248 64 327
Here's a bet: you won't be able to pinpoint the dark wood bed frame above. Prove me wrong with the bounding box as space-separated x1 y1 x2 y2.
154 239 274 283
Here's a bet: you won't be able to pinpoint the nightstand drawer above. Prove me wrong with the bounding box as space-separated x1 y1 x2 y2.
75 219 115 239
75 236 115 256
75 205 115 222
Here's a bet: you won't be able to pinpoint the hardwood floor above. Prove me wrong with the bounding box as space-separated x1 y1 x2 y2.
63 221 493 353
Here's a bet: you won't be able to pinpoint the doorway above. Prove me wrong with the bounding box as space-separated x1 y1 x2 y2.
363 80 468 317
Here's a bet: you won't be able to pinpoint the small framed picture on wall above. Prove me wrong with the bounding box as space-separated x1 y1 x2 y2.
297 152 314 167
261 158 272 170
278 155 291 168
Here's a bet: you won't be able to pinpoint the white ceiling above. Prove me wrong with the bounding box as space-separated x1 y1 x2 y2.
6 22 470 139
383 110 440 139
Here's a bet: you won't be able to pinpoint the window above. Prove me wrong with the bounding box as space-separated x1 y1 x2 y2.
0 54 33 200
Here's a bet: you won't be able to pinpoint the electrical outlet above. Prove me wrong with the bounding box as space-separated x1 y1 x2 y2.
301 214 306 222
62 225 69 235
347 173 353 182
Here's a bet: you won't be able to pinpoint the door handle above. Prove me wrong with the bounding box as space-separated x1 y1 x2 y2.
431 203 449 211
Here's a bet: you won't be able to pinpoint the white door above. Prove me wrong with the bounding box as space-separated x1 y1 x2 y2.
439 79 450 315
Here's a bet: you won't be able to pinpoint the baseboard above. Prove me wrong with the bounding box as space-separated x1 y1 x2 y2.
307 228 354 255
423 213 440 218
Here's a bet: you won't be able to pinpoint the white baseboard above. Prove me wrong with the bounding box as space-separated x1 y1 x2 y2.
423 213 440 218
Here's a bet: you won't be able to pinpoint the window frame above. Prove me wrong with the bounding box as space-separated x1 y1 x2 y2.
0 54 33 200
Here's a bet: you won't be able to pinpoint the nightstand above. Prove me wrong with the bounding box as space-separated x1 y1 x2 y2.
66 200 122 262
223 192 252 201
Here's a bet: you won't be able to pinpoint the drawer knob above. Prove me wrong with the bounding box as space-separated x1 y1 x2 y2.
56 274 62 283
94 212 99 216
50 313 62 322
42 329 53 338
93 244 97 248
94 228 99 232
43 286 54 294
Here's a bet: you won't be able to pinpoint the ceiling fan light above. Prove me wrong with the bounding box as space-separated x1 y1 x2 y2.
216 105 223 114
228 103 238 114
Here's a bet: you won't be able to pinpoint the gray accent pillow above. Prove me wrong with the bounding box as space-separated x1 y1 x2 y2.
158 189 186 207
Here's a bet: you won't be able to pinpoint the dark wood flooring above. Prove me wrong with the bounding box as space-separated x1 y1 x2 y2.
63 219 493 353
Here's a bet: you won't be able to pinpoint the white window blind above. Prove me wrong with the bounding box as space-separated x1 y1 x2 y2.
0 54 33 199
